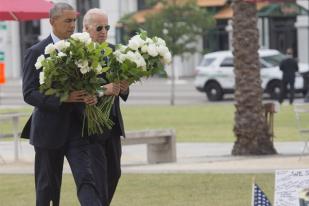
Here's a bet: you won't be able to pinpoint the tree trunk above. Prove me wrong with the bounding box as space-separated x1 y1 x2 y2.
232 0 276 155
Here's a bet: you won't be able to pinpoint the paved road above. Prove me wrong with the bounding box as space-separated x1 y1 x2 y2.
1 77 306 106
0 78 210 106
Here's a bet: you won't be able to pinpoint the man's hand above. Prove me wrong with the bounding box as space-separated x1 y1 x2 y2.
102 83 120 96
84 95 97 105
120 80 129 94
65 90 87 102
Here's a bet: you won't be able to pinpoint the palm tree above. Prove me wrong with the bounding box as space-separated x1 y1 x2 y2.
231 0 276 155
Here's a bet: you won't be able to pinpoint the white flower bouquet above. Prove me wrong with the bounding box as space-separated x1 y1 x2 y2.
107 30 171 83
99 30 171 116
36 32 114 136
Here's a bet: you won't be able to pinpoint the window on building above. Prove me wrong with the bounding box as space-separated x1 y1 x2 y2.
76 0 100 32
203 20 229 52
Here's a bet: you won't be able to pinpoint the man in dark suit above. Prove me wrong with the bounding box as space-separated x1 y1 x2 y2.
83 8 129 206
278 48 299 104
21 3 102 206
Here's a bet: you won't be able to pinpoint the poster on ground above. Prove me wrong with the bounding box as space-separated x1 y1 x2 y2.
275 169 309 206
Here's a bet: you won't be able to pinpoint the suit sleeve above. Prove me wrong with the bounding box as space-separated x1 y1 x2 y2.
120 88 129 102
22 47 61 111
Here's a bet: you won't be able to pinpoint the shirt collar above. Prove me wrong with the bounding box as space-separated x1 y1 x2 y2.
51 31 61 43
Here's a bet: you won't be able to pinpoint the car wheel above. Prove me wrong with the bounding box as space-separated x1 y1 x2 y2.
268 81 281 100
205 82 223 101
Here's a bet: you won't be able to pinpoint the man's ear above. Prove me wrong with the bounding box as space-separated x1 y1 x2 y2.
49 18 54 26
83 25 89 32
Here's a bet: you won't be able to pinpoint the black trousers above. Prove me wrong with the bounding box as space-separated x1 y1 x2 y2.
89 128 122 206
34 137 102 206
279 78 295 104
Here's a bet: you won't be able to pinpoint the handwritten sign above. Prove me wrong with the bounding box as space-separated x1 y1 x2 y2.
275 169 309 206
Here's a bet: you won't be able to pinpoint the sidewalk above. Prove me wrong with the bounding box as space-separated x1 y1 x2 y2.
0 141 308 174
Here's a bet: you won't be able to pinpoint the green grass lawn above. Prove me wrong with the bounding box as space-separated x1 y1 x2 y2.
0 173 274 206
0 104 300 142
122 104 299 142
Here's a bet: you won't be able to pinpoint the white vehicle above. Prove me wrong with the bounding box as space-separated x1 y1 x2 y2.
194 49 309 101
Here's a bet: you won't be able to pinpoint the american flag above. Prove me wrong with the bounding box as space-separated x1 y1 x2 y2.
253 183 272 206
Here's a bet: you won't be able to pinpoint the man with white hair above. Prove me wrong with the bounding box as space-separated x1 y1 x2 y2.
83 8 130 205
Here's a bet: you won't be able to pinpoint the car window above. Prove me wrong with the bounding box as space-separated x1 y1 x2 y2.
220 57 234 67
260 59 272 69
199 57 216 67
261 54 286 67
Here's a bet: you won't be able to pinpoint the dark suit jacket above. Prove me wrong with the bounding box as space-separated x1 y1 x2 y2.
102 43 129 137
21 35 82 149
279 57 299 82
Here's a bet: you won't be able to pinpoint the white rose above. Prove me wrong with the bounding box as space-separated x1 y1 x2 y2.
114 50 126 63
141 45 148 53
95 64 103 74
156 37 166 46
157 45 169 57
76 60 88 68
135 35 146 45
116 53 127 63
71 32 92 44
137 56 146 69
163 52 172 64
76 60 91 74
119 45 127 52
125 51 136 61
44 43 56 55
114 50 122 58
54 40 69 51
146 38 154 44
65 42 70 48
58 52 67 57
71 33 80 40
128 38 140 51
81 32 90 40
39 71 45 85
35 55 45 70
131 52 146 68
80 66 91 74
81 32 92 45
147 44 158 57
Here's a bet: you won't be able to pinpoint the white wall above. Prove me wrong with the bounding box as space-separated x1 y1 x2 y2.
99 0 137 44
295 15 309 64
296 0 309 64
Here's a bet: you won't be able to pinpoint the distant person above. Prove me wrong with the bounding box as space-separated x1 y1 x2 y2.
278 48 299 104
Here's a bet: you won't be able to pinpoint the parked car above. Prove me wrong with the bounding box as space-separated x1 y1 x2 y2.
194 49 309 101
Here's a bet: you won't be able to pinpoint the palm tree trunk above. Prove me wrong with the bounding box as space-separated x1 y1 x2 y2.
232 0 276 155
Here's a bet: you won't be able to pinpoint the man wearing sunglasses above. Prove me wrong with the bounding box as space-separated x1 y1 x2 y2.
83 8 130 206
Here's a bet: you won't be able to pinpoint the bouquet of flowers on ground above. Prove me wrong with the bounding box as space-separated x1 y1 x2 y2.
35 32 114 136
99 30 172 115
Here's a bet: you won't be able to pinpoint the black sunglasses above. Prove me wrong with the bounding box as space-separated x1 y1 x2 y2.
96 25 110 32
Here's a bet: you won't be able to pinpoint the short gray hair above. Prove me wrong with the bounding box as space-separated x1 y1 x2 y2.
83 8 108 28
49 2 74 19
